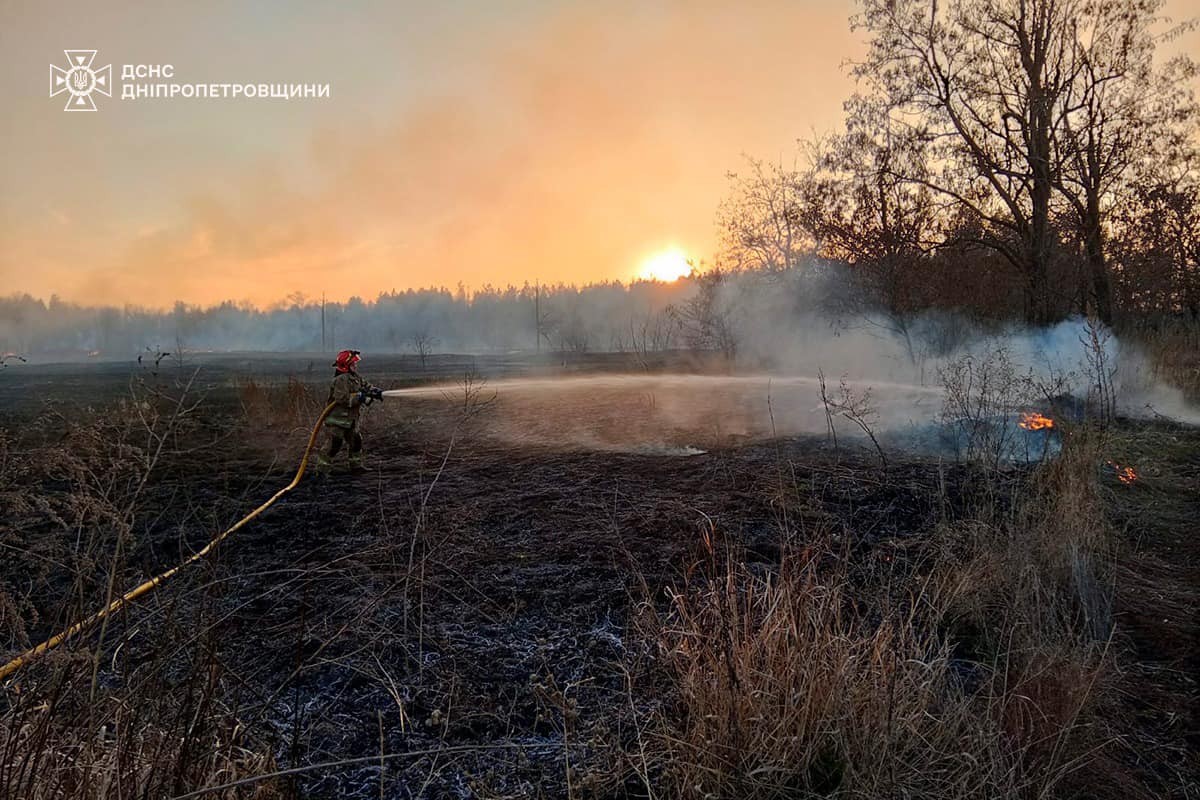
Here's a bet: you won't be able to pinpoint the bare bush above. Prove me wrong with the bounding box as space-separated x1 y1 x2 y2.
668 269 739 365
1 664 280 800
817 371 887 467
624 310 679 371
938 346 1040 468
1079 318 1117 423
1126 316 1200 402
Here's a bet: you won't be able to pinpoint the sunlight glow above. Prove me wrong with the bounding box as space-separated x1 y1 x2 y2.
637 247 692 282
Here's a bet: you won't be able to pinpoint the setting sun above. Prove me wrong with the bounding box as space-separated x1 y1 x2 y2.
637 248 693 282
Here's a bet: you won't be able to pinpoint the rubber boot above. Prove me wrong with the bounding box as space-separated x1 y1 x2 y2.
315 452 333 478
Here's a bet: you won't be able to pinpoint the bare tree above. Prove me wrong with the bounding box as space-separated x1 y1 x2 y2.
410 328 439 368
558 313 590 354
1111 164 1200 316
668 269 740 364
716 157 817 272
536 304 559 353
808 108 938 270
802 108 941 359
1054 0 1198 324
624 309 679 370
855 0 1082 324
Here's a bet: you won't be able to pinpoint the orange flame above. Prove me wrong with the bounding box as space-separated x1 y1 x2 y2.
1106 461 1138 485
1018 411 1055 431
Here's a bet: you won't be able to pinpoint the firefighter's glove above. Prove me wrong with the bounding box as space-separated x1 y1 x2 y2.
358 386 384 405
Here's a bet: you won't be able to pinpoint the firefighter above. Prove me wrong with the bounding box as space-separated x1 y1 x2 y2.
316 349 382 475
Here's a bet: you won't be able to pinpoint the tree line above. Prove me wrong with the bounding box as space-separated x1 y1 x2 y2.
0 282 692 358
717 0 1198 327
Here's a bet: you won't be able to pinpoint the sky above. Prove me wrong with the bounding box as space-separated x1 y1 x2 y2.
1 0 1197 309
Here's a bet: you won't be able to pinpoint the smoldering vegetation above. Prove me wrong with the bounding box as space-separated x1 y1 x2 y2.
4 263 1198 447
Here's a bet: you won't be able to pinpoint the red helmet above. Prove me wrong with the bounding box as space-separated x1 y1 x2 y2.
333 349 361 373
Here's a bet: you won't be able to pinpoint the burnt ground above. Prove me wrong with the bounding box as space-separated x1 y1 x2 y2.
128 422 964 798
1 356 1198 798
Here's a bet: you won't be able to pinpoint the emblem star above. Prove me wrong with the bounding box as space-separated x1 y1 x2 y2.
49 49 112 111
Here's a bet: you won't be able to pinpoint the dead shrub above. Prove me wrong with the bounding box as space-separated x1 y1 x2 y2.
924 430 1119 790
938 345 1041 469
1125 316 1200 401
644 420 1123 799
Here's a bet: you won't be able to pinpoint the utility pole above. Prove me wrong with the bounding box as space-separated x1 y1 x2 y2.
534 281 540 354
321 293 327 352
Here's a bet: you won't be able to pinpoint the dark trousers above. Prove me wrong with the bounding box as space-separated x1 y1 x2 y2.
326 425 363 460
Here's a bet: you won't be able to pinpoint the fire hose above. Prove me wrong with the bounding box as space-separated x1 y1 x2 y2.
0 401 338 684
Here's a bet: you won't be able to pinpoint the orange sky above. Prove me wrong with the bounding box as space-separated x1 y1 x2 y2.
1 0 1197 308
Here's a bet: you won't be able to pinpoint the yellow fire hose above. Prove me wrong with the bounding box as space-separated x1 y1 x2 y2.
0 402 337 684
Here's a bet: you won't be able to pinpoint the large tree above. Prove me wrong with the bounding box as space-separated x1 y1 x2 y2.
856 0 1082 324
854 0 1198 325
811 98 940 299
1055 0 1198 323
1111 164 1200 316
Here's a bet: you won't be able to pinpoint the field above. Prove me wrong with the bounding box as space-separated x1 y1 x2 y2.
0 353 1197 799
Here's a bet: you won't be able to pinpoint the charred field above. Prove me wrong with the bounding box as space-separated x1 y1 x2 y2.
1 354 1197 800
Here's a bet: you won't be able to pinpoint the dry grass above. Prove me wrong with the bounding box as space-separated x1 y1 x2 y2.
645 541 1011 798
236 375 320 430
1 660 281 800
641 427 1124 799
0 378 282 800
2 360 1193 798
1126 317 1200 401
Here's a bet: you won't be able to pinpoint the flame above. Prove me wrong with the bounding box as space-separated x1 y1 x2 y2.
1018 411 1055 431
1106 460 1138 485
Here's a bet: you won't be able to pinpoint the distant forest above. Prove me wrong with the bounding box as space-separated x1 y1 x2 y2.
0 279 691 358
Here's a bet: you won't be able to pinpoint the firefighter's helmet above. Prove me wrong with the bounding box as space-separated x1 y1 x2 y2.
333 349 361 373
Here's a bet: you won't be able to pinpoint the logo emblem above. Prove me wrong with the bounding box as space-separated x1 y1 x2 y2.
49 50 112 111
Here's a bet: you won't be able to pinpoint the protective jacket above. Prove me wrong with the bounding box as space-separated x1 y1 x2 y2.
326 371 366 429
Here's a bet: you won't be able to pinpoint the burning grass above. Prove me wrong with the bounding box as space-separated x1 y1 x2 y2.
1018 411 1055 430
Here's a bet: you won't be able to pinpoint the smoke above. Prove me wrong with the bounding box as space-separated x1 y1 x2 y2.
2 2 861 308
0 281 686 357
369 266 1199 457
5 261 1196 456
701 267 1194 422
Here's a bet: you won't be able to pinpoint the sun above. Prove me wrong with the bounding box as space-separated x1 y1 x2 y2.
637 247 692 282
